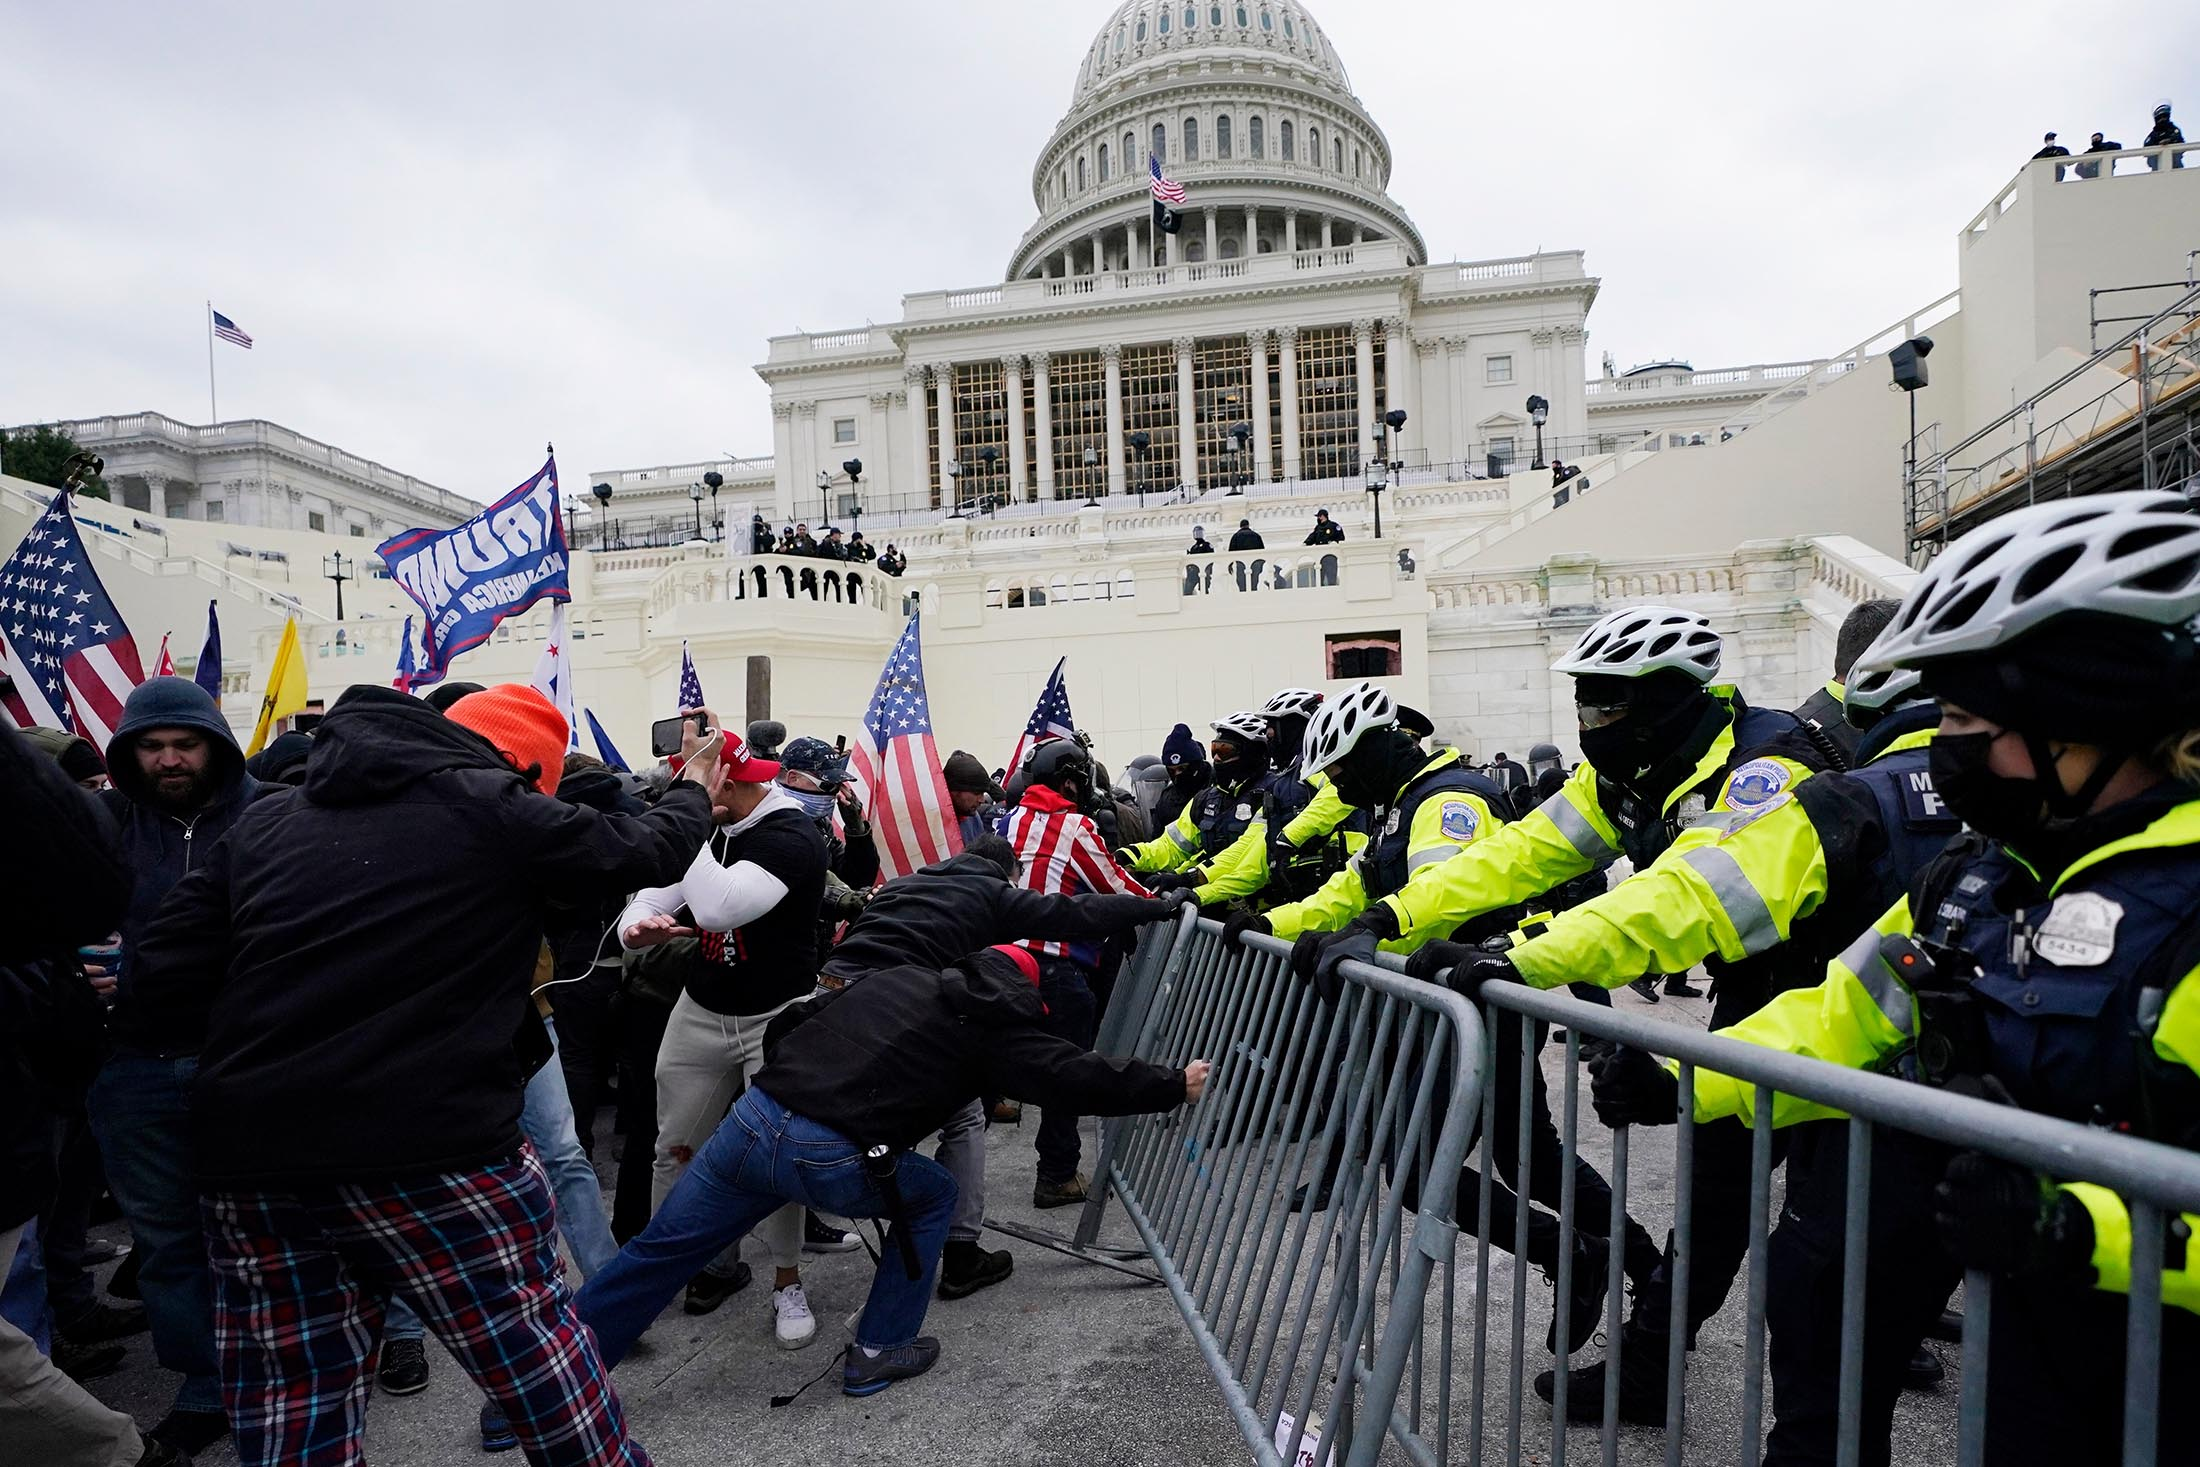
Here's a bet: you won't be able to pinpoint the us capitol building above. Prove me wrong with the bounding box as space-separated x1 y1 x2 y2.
10 1 2198 767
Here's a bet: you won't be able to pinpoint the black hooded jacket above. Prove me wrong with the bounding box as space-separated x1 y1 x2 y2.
123 686 715 1186
821 849 1168 982
755 951 1187 1150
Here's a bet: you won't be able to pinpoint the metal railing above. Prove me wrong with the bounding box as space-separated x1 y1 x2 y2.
1080 913 2200 1465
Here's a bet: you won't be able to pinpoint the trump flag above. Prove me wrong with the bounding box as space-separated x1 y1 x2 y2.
377 455 568 682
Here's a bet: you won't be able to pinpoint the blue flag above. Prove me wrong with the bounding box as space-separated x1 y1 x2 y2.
191 600 222 702
584 707 630 772
377 456 568 682
393 616 418 692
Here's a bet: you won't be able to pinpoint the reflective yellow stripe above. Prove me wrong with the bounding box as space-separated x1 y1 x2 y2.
1677 845 1780 954
1837 927 1916 1037
1545 796 1616 863
1168 826 1198 852
1407 846 1456 872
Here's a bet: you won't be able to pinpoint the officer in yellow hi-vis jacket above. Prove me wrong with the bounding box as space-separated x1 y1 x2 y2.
1593 492 2200 1467
1184 688 1363 910
1116 712 1273 886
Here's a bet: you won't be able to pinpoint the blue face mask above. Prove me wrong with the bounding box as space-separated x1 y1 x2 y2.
783 786 837 822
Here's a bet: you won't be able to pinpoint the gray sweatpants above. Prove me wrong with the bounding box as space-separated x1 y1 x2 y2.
0 1222 144 1466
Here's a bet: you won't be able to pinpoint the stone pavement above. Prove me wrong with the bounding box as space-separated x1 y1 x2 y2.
67 983 1965 1465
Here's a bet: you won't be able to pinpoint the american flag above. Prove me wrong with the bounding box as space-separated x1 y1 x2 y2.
154 634 174 677
393 615 418 692
1006 657 1076 782
677 640 705 711
1150 154 1186 204
0 491 146 747
850 614 963 880
531 601 580 749
211 308 253 349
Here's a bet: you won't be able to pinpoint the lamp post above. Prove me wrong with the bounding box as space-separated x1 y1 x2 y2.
322 552 353 621
842 458 863 540
590 481 613 550
687 481 705 540
1526 394 1550 470
944 459 964 518
1129 430 1151 506
1082 446 1100 507
703 471 723 542
1227 422 1252 494
563 493 582 549
1889 335 1934 519
1365 433 1390 540
979 445 999 514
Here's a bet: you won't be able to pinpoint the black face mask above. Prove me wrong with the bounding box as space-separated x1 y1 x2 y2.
1576 690 1717 792
1928 731 2049 845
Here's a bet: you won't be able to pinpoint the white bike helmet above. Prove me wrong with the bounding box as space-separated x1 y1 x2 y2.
1839 662 1926 727
1260 687 1325 720
1211 711 1270 744
1551 605 1723 683
1866 491 2200 669
1300 682 1397 775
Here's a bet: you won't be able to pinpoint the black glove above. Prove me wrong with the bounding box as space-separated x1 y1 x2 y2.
1403 940 1473 985
1932 1152 2093 1280
1446 954 1520 1001
1145 871 1198 895
1293 924 1380 1003
1223 911 1272 949
1588 1046 1680 1128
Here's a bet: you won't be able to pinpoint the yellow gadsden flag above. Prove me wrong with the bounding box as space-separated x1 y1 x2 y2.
246 616 309 756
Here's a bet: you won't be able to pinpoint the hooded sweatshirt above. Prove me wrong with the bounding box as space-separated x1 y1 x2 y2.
122 686 715 1185
754 949 1186 1150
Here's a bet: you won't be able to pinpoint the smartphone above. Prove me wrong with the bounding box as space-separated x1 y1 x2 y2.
651 715 705 757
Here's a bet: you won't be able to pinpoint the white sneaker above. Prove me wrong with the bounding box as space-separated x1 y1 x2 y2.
772 1283 817 1350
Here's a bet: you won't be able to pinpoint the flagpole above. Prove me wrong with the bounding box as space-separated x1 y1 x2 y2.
205 301 217 423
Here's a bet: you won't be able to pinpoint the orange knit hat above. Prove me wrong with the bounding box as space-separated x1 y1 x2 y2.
445 684 569 796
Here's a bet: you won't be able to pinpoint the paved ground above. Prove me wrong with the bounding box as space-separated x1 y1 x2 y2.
68 982 1965 1465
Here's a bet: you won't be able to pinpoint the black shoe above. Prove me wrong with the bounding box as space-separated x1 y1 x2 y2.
1928 1307 1964 1343
1576 1035 1619 1066
1542 1235 1610 1357
683 1259 754 1316
938 1241 1014 1300
1661 976 1704 999
149 1409 231 1456
107 1249 141 1300
59 1298 149 1344
376 1336 430 1395
803 1210 861 1254
988 1100 1022 1125
133 1437 191 1467
1904 1344 1945 1391
1627 977 1663 1003
479 1400 518 1453
843 1336 941 1396
1032 1173 1089 1209
1532 1336 1670 1426
52 1336 126 1382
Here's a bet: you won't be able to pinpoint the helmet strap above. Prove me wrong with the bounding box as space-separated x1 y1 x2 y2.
2023 731 2132 821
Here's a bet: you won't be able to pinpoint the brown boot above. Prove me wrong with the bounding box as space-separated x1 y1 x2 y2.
1032 1172 1089 1209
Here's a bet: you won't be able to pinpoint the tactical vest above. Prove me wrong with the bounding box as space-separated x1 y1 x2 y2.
1362 761 1509 902
1905 816 2200 1142
1262 762 1355 901
1192 773 1270 859
1787 742 1960 988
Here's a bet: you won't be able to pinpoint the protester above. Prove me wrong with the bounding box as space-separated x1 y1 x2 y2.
541 752 646 1159
122 683 720 1467
1304 508 1345 545
88 676 268 1456
943 749 1007 845
613 719 829 1343
0 724 186 1466
575 942 1207 1396
23 726 108 789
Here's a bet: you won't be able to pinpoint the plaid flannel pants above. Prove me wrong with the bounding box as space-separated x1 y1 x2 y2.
203 1145 649 1467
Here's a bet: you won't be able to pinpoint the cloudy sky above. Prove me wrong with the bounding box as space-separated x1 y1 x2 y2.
4 1 2192 501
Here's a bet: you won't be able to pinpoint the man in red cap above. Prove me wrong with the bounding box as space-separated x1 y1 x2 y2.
612 707 832 1345
575 943 1208 1397
126 683 722 1467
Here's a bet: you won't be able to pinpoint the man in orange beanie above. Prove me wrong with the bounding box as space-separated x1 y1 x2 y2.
125 685 723 1467
445 684 572 797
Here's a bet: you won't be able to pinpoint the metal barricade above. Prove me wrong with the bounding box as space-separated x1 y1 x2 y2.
1079 913 1488 1467
1456 977 2200 1467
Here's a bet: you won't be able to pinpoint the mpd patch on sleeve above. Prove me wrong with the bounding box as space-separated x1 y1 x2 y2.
1718 791 1792 842
1722 758 1793 810
1439 800 1480 841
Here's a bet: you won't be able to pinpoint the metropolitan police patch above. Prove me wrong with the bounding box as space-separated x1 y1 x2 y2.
1440 800 1479 840
1723 758 1792 810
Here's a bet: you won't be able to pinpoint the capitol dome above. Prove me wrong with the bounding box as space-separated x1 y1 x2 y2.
1008 0 1425 281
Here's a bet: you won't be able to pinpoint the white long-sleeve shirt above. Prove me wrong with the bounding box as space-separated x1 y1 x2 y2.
616 786 801 945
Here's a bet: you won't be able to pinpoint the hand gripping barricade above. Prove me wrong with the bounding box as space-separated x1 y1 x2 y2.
1069 910 2200 1467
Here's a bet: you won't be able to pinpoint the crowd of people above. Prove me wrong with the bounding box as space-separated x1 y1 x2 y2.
747 515 906 576
8 487 2199 1466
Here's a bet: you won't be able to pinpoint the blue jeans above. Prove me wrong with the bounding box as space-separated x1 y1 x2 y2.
89 1050 222 1414
1 1216 52 1353
576 1087 956 1364
389 1018 617 1343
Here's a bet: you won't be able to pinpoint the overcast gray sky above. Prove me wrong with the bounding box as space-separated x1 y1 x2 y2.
4 1 2193 501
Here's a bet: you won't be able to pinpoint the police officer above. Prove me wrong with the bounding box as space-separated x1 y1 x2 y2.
1317 605 1829 1414
1595 491 2200 1464
1793 598 1901 770
1119 713 1273 888
1191 689 1362 910
1429 646 1954 1423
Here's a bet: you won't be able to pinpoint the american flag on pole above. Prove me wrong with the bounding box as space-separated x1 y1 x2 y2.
850 614 963 880
531 601 580 749
1006 656 1076 783
1149 154 1187 204
211 309 253 348
154 634 175 677
0 490 146 746
677 640 705 711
